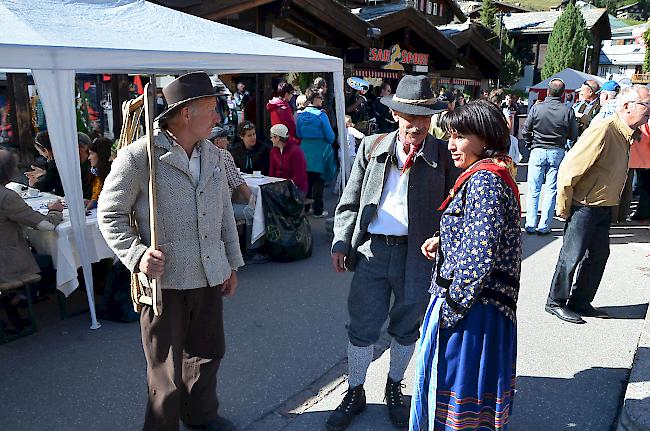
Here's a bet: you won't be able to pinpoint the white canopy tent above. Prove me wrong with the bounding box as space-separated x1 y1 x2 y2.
0 0 349 329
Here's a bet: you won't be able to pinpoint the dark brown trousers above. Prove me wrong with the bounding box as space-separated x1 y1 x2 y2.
140 286 225 431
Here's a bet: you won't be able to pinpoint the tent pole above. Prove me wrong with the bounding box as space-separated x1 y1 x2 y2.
32 69 101 330
144 80 161 316
333 70 348 193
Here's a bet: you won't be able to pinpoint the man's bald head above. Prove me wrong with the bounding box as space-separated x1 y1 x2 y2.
0 149 18 185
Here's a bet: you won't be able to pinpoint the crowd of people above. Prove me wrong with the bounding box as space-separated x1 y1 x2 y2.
3 68 650 431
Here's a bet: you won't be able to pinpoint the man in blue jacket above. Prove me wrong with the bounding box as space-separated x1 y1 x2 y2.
329 75 457 430
523 78 578 235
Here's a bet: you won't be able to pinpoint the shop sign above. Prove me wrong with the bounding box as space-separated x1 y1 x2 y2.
368 44 429 71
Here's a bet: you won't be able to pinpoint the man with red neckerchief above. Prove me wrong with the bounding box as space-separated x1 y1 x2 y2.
329 75 458 430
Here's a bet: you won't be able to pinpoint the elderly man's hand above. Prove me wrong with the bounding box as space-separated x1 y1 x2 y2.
139 247 165 279
221 271 238 297
332 252 346 273
556 208 569 220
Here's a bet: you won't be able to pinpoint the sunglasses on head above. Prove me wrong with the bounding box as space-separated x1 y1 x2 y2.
583 81 598 92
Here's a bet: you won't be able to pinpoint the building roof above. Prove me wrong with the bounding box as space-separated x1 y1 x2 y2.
353 0 466 22
610 14 632 29
437 21 502 76
437 21 472 37
503 6 609 35
456 0 528 16
599 43 645 65
616 2 641 12
353 6 458 66
611 21 648 37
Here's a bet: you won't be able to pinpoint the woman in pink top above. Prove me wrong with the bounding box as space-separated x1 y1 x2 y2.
266 83 300 146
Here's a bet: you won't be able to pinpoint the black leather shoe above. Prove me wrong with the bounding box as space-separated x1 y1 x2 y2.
185 416 236 431
545 305 586 324
326 384 366 431
568 304 610 318
385 377 409 429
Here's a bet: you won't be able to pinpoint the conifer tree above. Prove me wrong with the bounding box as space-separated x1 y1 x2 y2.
499 30 522 87
541 1 590 79
480 0 498 28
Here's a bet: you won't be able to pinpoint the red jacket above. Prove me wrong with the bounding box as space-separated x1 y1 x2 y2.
269 141 308 194
266 97 300 145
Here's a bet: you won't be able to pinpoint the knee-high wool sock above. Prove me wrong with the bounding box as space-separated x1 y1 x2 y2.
347 342 374 388
388 339 415 382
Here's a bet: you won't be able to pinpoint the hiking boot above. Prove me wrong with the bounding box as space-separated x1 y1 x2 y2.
326 384 366 431
385 377 409 429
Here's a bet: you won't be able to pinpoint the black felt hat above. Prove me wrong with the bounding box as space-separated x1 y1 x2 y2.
380 75 443 116
157 72 217 120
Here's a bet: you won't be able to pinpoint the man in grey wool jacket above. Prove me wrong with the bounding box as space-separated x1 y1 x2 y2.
329 75 458 431
98 72 244 431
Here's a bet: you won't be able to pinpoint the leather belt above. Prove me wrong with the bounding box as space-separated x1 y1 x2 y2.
370 234 408 246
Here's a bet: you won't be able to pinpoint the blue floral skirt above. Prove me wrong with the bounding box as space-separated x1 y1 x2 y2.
409 297 517 431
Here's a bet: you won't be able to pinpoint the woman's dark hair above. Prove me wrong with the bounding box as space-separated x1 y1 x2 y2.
277 82 295 98
237 120 256 137
442 99 510 158
305 86 323 104
0 149 18 185
89 137 113 181
35 131 52 150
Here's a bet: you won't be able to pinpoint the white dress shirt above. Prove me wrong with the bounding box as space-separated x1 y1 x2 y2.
367 139 414 236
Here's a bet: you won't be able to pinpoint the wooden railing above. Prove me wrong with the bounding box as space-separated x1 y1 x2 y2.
632 73 650 84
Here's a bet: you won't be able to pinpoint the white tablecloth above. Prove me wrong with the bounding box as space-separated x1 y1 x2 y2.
242 175 286 244
7 183 115 297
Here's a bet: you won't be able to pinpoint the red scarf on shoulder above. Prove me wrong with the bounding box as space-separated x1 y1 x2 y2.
438 156 521 213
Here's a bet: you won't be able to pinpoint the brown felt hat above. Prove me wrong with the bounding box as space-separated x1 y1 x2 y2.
156 72 217 120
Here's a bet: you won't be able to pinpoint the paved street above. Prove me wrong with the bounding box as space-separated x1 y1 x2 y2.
1 178 649 431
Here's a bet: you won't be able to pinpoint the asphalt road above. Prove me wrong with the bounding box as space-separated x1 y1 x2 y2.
1 180 649 431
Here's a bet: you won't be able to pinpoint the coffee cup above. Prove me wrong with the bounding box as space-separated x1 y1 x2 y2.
26 188 39 198
253 170 262 177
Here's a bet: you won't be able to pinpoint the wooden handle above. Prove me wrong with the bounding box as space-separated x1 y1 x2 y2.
143 82 161 316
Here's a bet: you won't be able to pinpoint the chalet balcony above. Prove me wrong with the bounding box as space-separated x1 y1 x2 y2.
632 73 650 84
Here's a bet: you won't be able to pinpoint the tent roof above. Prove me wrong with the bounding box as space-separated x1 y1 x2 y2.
0 0 343 74
529 67 605 90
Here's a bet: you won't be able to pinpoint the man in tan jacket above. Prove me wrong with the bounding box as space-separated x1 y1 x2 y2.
98 72 244 431
545 84 650 324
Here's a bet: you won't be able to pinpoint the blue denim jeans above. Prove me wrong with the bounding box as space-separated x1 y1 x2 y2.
526 147 566 232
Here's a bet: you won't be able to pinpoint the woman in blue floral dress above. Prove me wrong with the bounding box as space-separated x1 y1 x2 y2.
410 100 522 431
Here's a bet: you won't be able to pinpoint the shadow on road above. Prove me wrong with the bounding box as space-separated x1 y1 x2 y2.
599 303 649 320
511 366 630 431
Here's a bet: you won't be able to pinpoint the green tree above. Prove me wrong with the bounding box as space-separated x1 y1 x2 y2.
541 1 590 79
480 0 498 28
499 30 522 87
644 28 650 72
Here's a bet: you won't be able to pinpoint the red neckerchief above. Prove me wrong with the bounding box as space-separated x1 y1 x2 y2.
438 157 521 213
400 142 422 176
